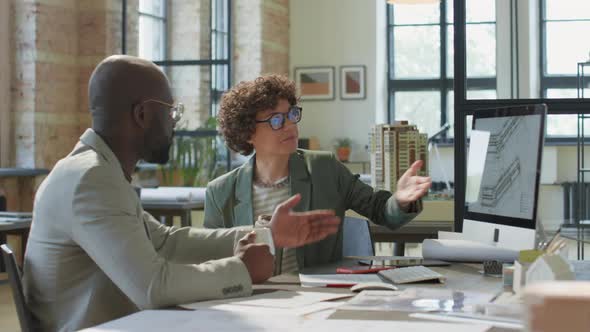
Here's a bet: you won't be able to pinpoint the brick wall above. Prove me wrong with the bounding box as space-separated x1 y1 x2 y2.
233 0 289 83
2 0 138 212
233 0 263 83
8 0 138 169
5 0 289 168
261 0 289 75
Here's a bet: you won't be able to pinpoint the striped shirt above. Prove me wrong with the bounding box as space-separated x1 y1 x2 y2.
252 176 298 274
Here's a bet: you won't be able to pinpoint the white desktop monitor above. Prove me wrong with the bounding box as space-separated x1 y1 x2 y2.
463 104 547 251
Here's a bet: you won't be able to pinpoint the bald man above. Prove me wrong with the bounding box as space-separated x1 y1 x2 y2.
22 55 340 332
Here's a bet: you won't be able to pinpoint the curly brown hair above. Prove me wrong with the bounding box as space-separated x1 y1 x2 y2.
218 74 298 155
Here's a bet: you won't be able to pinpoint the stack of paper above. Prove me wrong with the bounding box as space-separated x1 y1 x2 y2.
298 274 382 288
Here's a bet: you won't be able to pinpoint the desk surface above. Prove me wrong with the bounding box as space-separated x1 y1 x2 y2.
85 262 509 332
270 262 501 295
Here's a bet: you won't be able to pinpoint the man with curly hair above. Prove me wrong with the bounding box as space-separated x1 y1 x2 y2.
205 74 432 273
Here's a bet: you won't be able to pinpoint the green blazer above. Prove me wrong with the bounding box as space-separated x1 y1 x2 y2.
204 149 422 268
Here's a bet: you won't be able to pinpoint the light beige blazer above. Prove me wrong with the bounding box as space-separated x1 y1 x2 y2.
23 129 251 332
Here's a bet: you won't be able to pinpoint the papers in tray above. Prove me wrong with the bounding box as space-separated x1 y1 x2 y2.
140 187 206 203
298 273 383 287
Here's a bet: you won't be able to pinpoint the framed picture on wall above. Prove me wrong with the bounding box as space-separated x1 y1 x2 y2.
340 65 366 100
294 66 335 101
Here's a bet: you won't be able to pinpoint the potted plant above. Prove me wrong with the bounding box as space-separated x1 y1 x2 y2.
334 138 352 162
159 117 225 187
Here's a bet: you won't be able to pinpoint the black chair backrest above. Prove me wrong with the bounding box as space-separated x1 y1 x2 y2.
0 194 6 211
1 244 34 332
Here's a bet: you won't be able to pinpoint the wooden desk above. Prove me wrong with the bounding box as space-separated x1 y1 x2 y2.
142 201 203 227
0 168 48 212
0 218 32 272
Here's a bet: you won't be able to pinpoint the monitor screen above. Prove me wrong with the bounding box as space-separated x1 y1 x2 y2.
464 104 546 230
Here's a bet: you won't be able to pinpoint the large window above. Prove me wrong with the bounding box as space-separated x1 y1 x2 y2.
129 0 231 128
387 0 496 139
138 0 167 61
541 0 590 136
126 0 232 183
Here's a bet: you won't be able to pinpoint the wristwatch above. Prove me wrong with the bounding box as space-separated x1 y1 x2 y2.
255 214 272 228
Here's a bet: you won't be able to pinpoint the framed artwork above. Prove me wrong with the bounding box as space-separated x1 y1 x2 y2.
340 65 366 100
294 66 335 101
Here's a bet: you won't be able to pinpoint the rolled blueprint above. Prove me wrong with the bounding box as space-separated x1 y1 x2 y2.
422 239 518 263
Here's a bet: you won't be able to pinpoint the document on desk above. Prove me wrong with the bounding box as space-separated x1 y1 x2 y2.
180 290 351 310
298 320 491 332
298 273 382 287
341 289 495 313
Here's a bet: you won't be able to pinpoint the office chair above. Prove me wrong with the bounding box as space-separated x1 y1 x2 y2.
342 216 375 257
0 193 6 211
1 244 35 332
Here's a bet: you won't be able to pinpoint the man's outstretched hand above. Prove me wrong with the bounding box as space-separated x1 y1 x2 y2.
269 194 341 248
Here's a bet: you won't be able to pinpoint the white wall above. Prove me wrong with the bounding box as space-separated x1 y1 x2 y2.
290 0 387 161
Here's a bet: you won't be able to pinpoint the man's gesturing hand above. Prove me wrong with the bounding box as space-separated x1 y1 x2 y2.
235 231 274 284
269 194 341 249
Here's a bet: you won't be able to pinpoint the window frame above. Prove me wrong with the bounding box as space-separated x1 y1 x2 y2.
137 0 168 62
122 0 232 172
386 1 496 142
540 0 590 97
538 0 590 139
122 0 232 118
453 0 590 233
